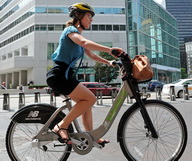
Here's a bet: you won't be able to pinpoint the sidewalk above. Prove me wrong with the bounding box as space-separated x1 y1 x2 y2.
0 93 192 161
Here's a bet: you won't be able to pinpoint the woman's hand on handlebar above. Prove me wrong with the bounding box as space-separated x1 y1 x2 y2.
108 60 122 68
108 60 117 67
110 47 125 58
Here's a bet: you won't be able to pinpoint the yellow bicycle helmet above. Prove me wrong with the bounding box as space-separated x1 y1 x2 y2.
68 3 95 18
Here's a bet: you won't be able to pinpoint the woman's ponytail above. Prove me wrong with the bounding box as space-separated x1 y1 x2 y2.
65 12 84 27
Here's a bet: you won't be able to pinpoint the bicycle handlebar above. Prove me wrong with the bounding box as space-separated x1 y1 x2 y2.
111 49 132 78
111 49 120 57
112 60 122 68
111 49 128 58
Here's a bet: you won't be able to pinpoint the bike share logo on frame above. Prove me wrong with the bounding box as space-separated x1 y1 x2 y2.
25 111 41 120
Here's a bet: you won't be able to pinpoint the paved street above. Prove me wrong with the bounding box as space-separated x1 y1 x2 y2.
0 93 192 161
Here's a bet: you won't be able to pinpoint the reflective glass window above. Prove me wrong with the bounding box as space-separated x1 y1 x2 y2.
113 25 120 31
48 25 54 31
35 25 40 31
55 25 62 31
47 7 54 13
106 25 112 31
40 25 47 31
35 7 47 13
120 25 125 31
92 25 98 31
99 25 105 31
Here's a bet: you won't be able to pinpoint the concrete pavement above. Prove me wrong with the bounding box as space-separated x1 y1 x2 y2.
0 93 192 161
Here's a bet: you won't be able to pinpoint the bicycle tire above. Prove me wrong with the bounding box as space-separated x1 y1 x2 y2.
117 99 187 161
6 104 73 161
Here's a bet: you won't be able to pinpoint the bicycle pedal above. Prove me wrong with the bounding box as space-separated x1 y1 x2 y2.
93 142 103 149
54 143 69 147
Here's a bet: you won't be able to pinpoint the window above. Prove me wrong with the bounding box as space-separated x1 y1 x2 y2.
55 8 64 13
183 80 192 85
35 25 40 31
40 25 47 31
120 25 125 31
106 25 112 31
92 25 98 31
48 25 54 31
47 7 55 13
30 26 34 32
87 84 95 88
35 7 47 13
55 25 62 31
113 25 120 31
47 43 58 60
99 25 105 31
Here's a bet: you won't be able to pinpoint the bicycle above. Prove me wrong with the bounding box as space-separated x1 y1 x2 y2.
6 50 187 161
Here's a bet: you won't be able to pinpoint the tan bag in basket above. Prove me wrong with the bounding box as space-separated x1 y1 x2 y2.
132 55 153 82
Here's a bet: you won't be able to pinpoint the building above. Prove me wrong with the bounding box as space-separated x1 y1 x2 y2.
154 0 166 8
166 0 192 72
0 0 126 88
126 0 181 82
0 0 180 89
185 37 192 77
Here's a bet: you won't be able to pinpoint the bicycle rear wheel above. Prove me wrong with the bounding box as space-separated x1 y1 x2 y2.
6 104 73 161
118 100 187 161
6 121 72 161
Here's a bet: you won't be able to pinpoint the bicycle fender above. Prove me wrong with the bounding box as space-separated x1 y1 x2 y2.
10 103 65 125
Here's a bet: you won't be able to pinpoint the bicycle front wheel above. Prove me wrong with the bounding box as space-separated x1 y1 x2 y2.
118 100 187 161
6 121 72 161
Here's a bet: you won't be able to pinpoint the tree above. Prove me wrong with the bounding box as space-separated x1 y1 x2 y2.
181 68 188 79
93 52 119 83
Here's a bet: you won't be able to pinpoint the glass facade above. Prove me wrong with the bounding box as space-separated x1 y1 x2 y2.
126 0 181 82
166 0 192 71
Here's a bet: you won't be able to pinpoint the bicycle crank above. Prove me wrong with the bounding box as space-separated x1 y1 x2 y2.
71 132 93 155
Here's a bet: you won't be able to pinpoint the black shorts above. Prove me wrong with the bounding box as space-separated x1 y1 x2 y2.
46 61 80 95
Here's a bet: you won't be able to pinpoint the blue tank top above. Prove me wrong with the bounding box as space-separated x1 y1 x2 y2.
52 26 84 78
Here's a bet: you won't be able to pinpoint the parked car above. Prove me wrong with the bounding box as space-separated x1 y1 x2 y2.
81 82 119 97
162 78 192 98
148 81 165 91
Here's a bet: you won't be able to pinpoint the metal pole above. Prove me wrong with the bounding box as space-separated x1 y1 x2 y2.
183 84 189 100
50 93 56 106
156 87 162 100
111 89 117 103
3 93 10 110
170 86 176 101
127 95 133 104
18 92 25 109
142 87 147 99
34 91 41 103
96 89 103 105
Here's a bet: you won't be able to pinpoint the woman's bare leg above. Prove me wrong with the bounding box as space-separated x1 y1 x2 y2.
53 83 96 139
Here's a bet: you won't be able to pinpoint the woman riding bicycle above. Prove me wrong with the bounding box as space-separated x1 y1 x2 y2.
46 3 124 146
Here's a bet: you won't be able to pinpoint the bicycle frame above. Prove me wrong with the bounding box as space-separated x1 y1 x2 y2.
86 80 131 141
33 80 130 144
33 51 158 147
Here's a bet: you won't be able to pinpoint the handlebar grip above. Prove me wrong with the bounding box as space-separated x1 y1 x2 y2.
111 50 120 57
112 61 117 66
